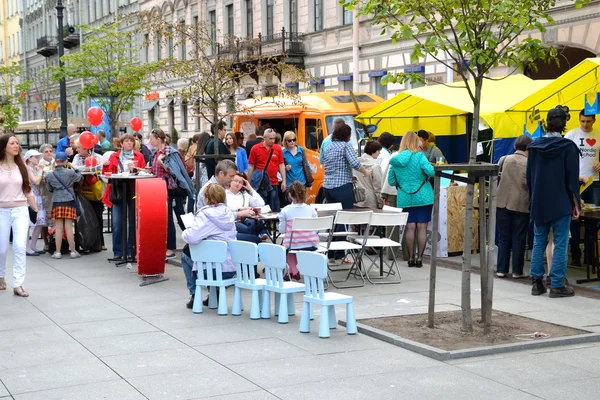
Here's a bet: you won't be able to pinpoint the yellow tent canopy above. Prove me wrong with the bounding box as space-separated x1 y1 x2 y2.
355 74 550 137
501 57 600 138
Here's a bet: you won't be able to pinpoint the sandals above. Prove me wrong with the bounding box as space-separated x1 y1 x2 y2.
0 278 6 290
13 286 29 297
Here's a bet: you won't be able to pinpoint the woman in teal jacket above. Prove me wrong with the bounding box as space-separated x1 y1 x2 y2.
388 131 434 268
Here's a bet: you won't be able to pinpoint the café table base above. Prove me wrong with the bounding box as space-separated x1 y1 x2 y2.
139 274 169 287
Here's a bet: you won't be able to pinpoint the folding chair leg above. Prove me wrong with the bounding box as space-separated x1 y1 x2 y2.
287 293 295 316
328 251 366 289
277 292 289 324
232 287 242 316
363 246 402 285
261 290 271 319
319 305 330 338
217 286 228 315
192 285 203 314
250 289 261 320
346 302 357 334
300 302 311 333
328 305 337 329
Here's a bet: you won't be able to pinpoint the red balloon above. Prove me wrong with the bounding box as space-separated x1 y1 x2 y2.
92 135 99 145
85 156 98 167
80 131 95 149
87 106 104 127
130 117 142 132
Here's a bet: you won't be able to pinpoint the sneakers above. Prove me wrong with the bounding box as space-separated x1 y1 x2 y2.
549 286 575 298
165 253 176 260
512 273 528 279
531 277 547 296
51 252 62 259
186 294 195 309
496 272 506 278
70 251 81 259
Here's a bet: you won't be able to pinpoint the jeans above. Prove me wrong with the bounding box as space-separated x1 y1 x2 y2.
496 208 529 274
236 220 255 235
167 193 177 251
111 200 135 258
324 183 354 210
531 214 571 288
267 185 281 212
0 206 28 287
181 252 236 295
173 196 186 231
324 183 354 258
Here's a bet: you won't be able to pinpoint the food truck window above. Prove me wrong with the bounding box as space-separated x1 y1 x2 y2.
305 118 318 150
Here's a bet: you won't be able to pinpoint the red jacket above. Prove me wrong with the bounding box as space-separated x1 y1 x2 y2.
101 151 146 208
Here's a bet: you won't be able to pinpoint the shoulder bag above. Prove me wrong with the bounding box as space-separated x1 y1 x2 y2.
393 153 429 195
300 148 314 186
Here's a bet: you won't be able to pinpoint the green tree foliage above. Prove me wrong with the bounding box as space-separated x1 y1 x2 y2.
54 22 161 136
0 64 30 133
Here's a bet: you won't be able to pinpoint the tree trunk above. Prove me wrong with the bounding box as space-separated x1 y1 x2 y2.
460 77 484 332
212 109 219 156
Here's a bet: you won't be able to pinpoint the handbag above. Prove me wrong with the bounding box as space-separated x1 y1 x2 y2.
51 172 81 216
28 207 38 224
165 172 187 197
79 174 103 201
353 181 366 203
301 149 314 186
258 148 275 191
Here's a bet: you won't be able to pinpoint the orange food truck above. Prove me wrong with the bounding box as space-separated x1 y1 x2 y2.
233 91 385 203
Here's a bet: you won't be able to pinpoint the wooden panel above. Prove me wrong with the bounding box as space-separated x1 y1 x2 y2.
446 186 479 254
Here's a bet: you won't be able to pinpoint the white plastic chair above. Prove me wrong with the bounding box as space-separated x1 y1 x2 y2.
382 205 403 212
351 212 409 284
297 251 357 338
311 202 343 211
230 241 265 319
286 216 334 255
190 240 238 315
321 210 373 288
259 243 305 323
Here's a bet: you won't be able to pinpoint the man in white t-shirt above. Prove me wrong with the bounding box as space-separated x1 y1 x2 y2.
564 110 598 266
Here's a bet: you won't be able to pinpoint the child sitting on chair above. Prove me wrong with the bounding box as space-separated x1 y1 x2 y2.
278 181 319 281
181 183 238 308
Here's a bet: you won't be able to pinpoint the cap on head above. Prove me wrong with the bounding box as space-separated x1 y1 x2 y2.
24 149 42 161
55 152 68 162
547 107 567 121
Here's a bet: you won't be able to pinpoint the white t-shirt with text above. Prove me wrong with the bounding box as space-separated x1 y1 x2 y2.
564 127 600 181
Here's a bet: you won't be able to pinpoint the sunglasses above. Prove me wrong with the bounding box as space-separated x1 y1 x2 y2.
287 139 296 143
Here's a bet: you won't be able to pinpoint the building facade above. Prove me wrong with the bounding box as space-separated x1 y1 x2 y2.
16 0 600 136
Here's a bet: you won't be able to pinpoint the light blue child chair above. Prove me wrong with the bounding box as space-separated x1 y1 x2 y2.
258 243 305 323
297 251 357 338
190 240 237 315
229 241 265 319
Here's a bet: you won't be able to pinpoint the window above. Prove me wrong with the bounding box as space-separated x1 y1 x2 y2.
371 76 387 99
266 0 274 37
195 100 201 131
226 4 234 37
209 11 217 54
304 118 319 150
245 0 253 38
311 82 324 93
148 107 155 130
181 102 188 131
340 79 353 91
179 20 186 60
168 34 174 58
144 34 149 62
193 16 199 57
289 0 297 33
155 35 161 60
343 6 353 25
314 0 323 31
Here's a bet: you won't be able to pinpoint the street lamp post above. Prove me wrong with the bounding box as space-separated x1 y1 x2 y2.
56 0 68 139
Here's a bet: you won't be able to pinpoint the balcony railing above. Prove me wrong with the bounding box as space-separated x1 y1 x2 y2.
217 28 305 62
60 25 81 49
36 36 58 57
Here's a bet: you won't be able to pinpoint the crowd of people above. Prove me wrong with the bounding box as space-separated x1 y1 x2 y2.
0 108 588 303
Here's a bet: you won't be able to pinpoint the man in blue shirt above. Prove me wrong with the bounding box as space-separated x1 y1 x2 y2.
56 124 78 153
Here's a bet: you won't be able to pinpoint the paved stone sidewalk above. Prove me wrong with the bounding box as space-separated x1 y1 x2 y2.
1 247 600 399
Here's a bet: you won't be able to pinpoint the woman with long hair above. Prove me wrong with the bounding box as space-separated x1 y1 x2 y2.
225 132 248 174
388 131 434 268
0 135 38 297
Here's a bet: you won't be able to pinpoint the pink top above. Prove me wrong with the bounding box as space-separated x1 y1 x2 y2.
0 167 27 208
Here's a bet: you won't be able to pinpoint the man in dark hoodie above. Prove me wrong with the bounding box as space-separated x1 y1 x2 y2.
527 107 580 298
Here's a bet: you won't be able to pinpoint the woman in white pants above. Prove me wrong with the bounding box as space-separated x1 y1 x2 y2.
0 135 38 297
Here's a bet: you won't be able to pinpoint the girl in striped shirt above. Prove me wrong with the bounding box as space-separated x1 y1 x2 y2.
278 181 319 281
